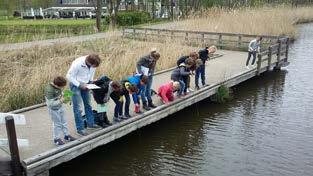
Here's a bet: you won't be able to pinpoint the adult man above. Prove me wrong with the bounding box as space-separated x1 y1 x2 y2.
196 45 217 89
136 49 160 110
66 54 101 136
246 36 263 69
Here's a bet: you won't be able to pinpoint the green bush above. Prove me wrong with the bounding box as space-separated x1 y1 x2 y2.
109 11 151 26
215 85 232 103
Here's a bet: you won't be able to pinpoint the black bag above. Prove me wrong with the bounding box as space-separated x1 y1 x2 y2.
82 110 111 128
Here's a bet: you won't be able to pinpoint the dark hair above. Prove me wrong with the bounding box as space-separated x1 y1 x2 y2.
111 81 121 92
86 54 101 67
152 52 160 60
189 52 198 59
53 76 67 87
140 75 149 84
129 84 138 93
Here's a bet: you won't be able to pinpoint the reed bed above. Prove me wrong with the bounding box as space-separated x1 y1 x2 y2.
0 37 195 112
167 6 313 38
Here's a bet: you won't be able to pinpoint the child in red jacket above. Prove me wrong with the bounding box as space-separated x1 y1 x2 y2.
158 81 181 104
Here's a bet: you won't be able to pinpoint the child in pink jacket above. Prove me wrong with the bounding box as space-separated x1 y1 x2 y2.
158 81 181 104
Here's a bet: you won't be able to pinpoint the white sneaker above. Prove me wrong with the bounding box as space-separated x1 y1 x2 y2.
187 88 194 92
246 66 250 69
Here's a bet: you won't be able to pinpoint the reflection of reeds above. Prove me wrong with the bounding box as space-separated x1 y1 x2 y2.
0 37 197 112
169 6 313 38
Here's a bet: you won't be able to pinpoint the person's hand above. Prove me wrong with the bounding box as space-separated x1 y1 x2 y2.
79 83 88 90
60 97 64 103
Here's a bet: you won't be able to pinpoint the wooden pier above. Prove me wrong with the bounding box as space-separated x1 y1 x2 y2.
0 28 289 176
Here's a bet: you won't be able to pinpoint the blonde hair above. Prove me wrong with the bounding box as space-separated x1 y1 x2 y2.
173 81 180 90
208 45 217 53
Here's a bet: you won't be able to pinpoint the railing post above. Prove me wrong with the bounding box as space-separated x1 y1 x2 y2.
122 28 125 37
285 38 289 62
201 33 205 46
238 35 242 48
185 32 189 41
218 34 222 47
133 28 136 39
275 39 282 70
267 46 273 71
257 54 262 75
5 116 23 176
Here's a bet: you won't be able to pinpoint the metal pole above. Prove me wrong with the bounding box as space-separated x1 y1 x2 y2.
5 116 22 176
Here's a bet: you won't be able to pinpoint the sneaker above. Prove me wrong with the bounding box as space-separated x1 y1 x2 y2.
135 111 143 114
54 138 65 146
187 88 194 92
246 66 250 69
88 124 101 129
125 114 132 118
64 135 76 142
77 130 87 136
113 117 122 123
195 86 200 90
143 104 151 111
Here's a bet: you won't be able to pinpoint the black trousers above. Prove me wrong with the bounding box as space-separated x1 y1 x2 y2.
246 51 257 66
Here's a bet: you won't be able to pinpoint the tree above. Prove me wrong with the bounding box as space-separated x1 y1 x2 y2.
107 0 122 28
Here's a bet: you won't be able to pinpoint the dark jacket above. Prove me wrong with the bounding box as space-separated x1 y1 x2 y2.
199 48 209 64
176 56 189 66
92 76 111 104
136 54 156 74
171 63 190 81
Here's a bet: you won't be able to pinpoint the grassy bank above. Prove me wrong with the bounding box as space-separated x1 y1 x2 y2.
0 19 101 43
0 37 196 112
167 6 313 38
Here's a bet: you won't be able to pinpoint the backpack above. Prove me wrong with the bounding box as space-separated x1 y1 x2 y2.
92 76 111 104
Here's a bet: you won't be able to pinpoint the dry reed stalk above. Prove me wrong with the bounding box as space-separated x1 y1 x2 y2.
0 37 197 112
166 6 313 38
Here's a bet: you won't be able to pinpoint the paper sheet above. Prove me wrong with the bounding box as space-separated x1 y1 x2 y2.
97 104 107 113
140 66 150 76
86 84 101 89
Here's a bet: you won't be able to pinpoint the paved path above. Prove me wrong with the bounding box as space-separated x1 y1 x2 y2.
0 31 121 52
0 49 253 160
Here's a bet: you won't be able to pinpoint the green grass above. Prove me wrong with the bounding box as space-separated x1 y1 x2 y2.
0 19 104 44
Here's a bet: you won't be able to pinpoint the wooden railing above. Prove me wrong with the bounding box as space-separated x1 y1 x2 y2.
122 27 283 49
122 27 290 75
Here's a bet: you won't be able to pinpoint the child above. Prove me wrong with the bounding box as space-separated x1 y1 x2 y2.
93 76 121 124
45 76 76 146
110 80 138 121
171 59 193 95
128 74 149 114
158 81 181 103
196 45 217 89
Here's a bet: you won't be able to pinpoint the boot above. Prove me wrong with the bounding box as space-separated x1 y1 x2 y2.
142 101 151 110
148 100 157 108
103 113 112 126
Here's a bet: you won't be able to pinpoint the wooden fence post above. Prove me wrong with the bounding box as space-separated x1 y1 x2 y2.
257 54 262 75
185 32 189 41
238 35 242 48
275 39 282 70
218 34 222 47
201 33 205 46
285 38 289 62
5 116 22 176
144 29 147 41
133 28 136 39
267 46 272 71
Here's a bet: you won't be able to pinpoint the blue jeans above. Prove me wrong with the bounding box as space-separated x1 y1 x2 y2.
142 75 153 103
70 83 94 131
111 92 130 117
195 65 205 87
177 80 185 96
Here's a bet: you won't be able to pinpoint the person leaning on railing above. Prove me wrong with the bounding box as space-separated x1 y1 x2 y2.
246 36 263 69
136 49 160 110
66 54 102 136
